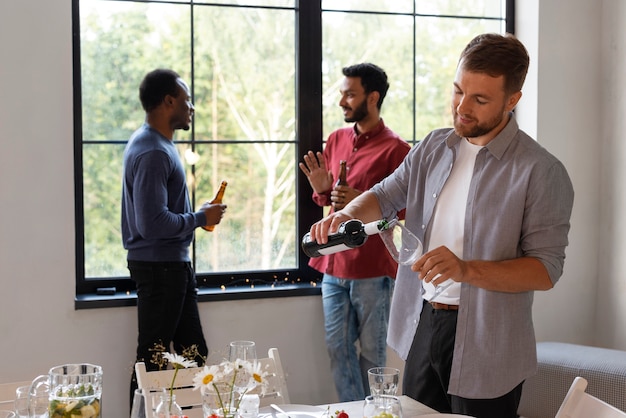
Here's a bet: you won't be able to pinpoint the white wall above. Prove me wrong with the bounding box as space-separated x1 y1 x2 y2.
1 0 625 416
516 0 602 345
598 0 626 347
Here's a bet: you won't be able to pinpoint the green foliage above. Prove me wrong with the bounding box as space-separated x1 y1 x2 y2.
79 0 505 279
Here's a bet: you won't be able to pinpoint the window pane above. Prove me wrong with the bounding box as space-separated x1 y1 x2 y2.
193 5 295 142
415 0 505 17
322 12 415 142
83 143 127 277
414 16 503 140
194 0 294 6
322 0 413 13
80 0 191 142
190 143 297 273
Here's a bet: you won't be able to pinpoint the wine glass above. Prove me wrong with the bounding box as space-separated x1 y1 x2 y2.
379 218 422 266
379 218 452 301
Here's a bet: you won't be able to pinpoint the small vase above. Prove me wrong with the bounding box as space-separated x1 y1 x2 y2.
155 392 184 418
202 383 241 418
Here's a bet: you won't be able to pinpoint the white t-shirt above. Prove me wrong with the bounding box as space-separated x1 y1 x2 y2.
422 138 483 303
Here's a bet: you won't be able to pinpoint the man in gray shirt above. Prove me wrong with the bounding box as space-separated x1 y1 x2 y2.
308 33 574 418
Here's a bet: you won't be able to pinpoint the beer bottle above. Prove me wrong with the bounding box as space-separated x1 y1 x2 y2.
202 180 227 232
335 160 348 187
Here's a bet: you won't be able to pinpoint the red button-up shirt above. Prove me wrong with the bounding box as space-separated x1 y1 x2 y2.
309 119 411 279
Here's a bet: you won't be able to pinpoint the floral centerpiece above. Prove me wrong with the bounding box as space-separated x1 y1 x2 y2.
149 342 268 418
193 359 269 418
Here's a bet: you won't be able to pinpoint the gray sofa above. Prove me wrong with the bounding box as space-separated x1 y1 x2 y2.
517 342 626 417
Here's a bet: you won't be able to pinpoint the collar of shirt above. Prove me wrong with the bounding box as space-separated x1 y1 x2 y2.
445 112 519 160
352 119 386 149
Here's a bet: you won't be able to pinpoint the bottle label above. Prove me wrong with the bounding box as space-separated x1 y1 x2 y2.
317 243 352 255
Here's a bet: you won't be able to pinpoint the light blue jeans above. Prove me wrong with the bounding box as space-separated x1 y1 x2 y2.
322 274 393 402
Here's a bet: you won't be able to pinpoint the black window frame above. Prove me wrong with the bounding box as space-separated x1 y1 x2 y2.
73 0 514 309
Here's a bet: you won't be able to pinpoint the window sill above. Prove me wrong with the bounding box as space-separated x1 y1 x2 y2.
74 282 322 310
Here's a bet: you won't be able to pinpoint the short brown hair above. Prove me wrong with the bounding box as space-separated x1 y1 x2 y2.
459 33 529 95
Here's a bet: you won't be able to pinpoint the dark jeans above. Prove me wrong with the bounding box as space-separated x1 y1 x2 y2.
128 260 208 407
403 302 523 418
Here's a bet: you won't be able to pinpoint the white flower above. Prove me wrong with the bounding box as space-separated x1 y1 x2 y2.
192 364 223 392
247 362 270 395
163 352 197 370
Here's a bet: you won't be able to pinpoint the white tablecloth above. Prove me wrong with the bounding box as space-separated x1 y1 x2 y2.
320 395 438 417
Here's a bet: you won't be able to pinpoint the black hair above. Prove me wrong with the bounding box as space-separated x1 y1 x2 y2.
138 69 181 112
342 63 389 109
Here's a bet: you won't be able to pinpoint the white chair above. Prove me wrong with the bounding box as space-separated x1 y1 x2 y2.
251 347 290 406
0 380 31 410
135 347 290 417
135 361 204 418
555 376 626 418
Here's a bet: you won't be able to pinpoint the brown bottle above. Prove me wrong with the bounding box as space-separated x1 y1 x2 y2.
202 180 227 231
335 160 348 187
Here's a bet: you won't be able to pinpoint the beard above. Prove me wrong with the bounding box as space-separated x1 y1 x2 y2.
172 112 192 131
343 98 369 123
452 104 506 139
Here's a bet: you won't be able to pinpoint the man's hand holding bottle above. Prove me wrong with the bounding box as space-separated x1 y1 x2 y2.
200 202 227 230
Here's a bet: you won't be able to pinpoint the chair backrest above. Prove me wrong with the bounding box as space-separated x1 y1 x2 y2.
251 347 290 406
135 361 204 418
0 380 31 410
555 377 626 418
135 347 290 417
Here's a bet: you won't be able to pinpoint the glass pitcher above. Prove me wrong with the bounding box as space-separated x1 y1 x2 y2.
28 363 102 418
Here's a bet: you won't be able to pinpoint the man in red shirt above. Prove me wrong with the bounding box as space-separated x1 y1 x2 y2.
299 63 410 401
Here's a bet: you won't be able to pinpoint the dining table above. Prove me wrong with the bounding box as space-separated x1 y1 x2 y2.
320 395 439 417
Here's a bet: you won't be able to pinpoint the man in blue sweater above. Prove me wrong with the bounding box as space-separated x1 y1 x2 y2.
122 69 226 403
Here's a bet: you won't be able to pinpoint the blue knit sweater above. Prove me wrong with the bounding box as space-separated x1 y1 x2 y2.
121 124 206 262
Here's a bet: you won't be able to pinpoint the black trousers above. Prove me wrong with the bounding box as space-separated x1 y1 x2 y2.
403 302 523 418
128 260 208 407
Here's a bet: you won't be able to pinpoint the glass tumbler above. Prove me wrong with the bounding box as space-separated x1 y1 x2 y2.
363 395 402 418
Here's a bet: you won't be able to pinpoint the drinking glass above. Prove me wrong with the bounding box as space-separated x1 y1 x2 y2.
379 218 422 266
379 218 452 301
363 395 402 418
228 341 257 395
367 367 400 397
228 340 257 362
130 388 148 418
15 385 48 418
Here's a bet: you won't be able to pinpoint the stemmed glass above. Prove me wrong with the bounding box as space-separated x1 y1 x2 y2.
379 218 453 301
378 218 422 266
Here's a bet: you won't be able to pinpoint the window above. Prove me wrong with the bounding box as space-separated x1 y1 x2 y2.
74 0 511 307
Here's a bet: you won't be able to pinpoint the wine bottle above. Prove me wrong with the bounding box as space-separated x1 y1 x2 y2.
202 180 227 232
301 219 390 258
335 160 348 187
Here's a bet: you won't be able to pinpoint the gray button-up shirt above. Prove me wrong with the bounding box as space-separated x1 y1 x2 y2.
371 115 574 399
